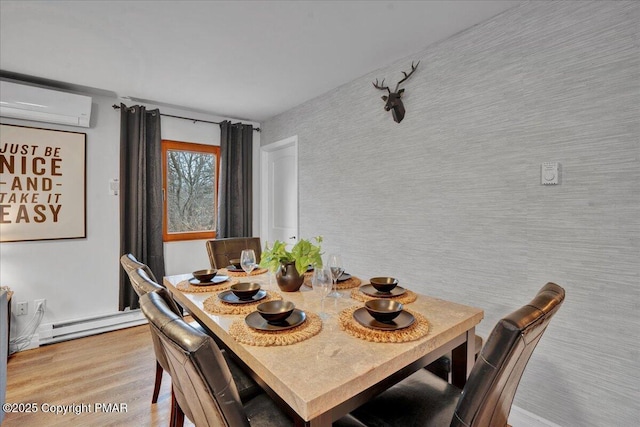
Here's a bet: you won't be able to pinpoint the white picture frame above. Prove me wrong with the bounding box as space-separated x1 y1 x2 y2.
0 124 86 242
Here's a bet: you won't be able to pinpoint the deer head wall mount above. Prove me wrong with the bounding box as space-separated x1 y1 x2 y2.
372 61 419 123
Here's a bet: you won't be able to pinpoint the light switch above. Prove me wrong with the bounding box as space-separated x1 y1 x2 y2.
109 178 119 195
541 162 559 185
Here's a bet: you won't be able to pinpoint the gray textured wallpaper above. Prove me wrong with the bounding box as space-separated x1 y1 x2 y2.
262 2 639 426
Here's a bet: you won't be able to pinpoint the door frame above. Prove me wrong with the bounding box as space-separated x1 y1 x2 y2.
260 135 299 245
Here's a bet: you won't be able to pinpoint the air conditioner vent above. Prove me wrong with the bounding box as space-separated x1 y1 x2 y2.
0 80 92 128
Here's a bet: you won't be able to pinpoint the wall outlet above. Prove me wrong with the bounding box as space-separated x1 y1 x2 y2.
16 301 28 315
35 299 46 312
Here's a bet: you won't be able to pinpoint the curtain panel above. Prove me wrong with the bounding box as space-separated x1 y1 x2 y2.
217 121 253 238
119 104 165 310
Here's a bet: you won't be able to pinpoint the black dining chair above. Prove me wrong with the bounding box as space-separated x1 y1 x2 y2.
205 237 262 269
120 253 158 281
140 289 366 427
349 282 565 427
120 256 261 407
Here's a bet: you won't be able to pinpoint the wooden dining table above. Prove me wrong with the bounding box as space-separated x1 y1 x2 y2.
164 271 483 427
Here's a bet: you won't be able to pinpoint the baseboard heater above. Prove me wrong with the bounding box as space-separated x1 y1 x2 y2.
38 310 148 345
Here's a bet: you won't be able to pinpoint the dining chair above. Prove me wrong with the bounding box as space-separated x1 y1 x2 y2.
205 237 262 269
140 289 366 427
121 252 190 317
121 259 261 407
349 282 565 427
120 253 159 281
123 267 178 405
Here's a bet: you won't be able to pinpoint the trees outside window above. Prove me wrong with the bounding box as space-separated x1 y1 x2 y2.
162 140 219 241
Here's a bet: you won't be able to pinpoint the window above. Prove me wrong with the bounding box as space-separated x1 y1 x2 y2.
162 140 220 242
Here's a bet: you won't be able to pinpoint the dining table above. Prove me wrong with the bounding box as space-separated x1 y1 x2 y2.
163 269 483 427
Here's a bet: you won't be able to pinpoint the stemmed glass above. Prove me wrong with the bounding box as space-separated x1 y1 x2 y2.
327 254 344 298
240 249 257 277
312 266 333 319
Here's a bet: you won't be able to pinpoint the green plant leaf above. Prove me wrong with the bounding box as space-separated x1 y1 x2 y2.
259 236 323 275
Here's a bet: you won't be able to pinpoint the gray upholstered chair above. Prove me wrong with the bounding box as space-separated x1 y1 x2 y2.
140 289 366 427
349 282 565 427
205 237 262 269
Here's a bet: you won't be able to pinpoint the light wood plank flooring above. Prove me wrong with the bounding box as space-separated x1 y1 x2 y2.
3 325 194 427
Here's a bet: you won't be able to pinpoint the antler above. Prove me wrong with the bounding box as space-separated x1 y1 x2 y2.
394 61 420 92
372 78 390 93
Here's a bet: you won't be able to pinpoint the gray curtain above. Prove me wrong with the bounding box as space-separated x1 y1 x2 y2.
119 104 164 311
217 121 253 237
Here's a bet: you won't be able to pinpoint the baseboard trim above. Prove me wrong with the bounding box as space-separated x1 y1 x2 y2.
38 310 148 345
509 405 562 427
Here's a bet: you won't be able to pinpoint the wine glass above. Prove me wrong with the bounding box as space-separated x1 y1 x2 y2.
312 266 333 319
327 254 344 298
240 249 257 277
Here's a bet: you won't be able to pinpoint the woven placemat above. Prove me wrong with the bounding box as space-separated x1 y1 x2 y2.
224 268 268 277
303 273 362 290
350 287 418 304
228 311 322 346
203 291 283 315
175 277 238 293
338 305 430 343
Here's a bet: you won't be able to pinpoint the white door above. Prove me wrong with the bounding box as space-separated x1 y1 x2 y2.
260 136 298 247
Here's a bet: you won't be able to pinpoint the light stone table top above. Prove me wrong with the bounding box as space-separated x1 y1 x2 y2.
164 271 483 426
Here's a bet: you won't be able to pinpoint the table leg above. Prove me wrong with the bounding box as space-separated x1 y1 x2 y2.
299 412 331 427
451 327 475 389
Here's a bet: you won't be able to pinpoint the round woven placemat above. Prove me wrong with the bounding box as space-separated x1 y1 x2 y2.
224 268 268 277
203 291 283 315
338 305 429 343
349 287 418 304
175 277 238 293
228 311 322 346
303 273 362 290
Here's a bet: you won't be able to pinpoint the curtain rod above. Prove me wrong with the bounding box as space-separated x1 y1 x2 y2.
112 104 260 132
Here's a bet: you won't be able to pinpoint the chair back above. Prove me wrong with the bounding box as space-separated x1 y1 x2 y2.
451 282 565 427
128 268 181 313
120 253 158 282
140 290 250 427
205 237 262 269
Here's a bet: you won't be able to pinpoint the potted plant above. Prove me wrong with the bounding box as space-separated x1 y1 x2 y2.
259 236 323 292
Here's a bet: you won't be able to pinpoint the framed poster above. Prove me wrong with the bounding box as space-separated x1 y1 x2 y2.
0 124 86 242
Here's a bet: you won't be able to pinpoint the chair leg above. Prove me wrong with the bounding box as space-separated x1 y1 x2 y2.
152 361 163 403
170 388 176 427
171 388 184 427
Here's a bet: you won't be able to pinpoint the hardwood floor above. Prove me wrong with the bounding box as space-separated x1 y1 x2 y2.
3 325 194 427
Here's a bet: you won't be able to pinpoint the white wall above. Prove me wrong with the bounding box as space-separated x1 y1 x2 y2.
0 90 260 345
261 2 639 426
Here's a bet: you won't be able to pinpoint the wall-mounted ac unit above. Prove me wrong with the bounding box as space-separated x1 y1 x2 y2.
0 80 92 128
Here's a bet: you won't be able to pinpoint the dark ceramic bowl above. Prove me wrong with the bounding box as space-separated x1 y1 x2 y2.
229 258 242 269
365 299 403 322
193 269 217 282
230 282 261 300
257 300 295 323
370 277 399 293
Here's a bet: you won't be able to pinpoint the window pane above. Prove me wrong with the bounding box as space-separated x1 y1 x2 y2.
166 149 216 233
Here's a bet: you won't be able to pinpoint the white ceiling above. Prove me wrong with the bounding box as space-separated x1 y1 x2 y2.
0 1 521 122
